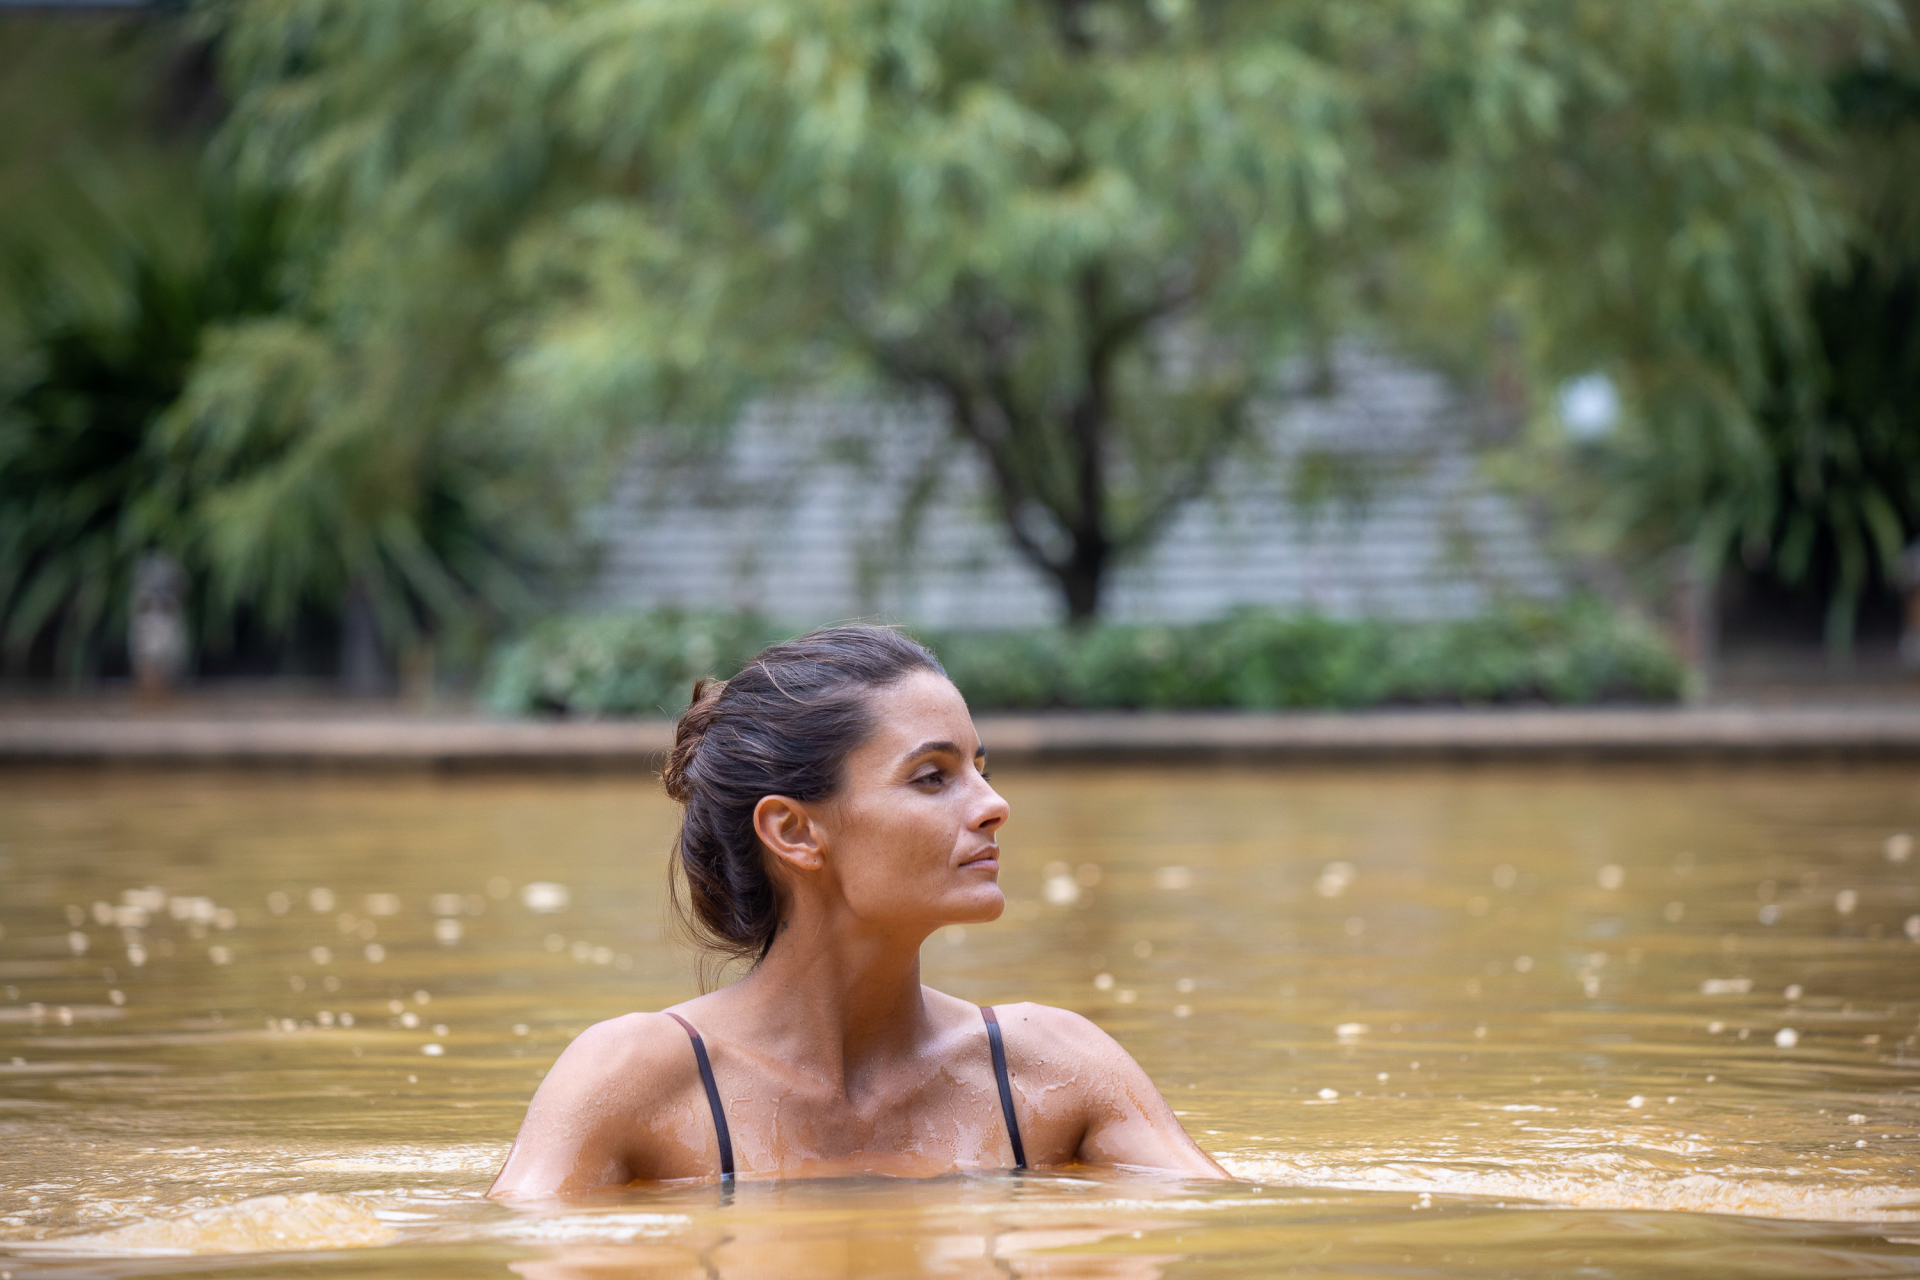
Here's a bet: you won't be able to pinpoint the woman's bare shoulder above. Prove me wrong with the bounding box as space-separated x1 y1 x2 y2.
532 1011 702 1112
981 1001 1136 1070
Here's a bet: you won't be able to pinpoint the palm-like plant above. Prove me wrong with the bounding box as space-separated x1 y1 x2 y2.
0 160 278 675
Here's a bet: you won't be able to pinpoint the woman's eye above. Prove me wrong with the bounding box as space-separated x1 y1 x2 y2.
914 771 945 788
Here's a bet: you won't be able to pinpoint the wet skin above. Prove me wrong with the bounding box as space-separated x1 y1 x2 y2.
489 671 1227 1194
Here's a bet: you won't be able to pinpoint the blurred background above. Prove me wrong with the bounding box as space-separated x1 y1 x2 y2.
4 0 1917 716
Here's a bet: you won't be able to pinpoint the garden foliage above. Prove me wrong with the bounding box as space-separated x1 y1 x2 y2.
483 600 1682 718
205 0 1888 624
1529 29 1920 650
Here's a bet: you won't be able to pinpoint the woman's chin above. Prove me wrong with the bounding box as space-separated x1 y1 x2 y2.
948 886 1006 924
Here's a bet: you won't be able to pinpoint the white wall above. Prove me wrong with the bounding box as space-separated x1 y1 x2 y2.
590 347 1560 629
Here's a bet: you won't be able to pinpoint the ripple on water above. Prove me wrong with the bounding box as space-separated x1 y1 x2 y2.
19 1193 398 1256
1219 1154 1920 1223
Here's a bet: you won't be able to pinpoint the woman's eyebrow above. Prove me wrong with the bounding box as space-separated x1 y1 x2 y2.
902 739 983 762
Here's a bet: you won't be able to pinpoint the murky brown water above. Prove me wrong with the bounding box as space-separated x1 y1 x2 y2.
1 762 1917 1278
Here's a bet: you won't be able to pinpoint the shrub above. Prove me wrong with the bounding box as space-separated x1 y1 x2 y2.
481 611 790 718
483 599 1682 717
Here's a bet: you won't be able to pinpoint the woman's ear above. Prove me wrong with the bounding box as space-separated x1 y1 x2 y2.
753 794 825 874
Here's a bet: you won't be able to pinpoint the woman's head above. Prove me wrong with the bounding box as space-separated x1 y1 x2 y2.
662 626 1007 968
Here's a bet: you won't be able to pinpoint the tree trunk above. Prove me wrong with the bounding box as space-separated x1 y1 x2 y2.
340 576 393 697
1057 533 1109 625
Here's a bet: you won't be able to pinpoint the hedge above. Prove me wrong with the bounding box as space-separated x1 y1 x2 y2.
482 599 1682 717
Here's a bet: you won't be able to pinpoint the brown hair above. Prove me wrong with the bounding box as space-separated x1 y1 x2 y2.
662 625 946 971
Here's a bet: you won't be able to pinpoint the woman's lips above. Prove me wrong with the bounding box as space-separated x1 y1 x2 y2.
960 846 1000 868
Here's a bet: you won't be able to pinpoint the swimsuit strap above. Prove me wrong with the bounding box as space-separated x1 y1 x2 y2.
979 1005 1028 1170
665 1012 735 1180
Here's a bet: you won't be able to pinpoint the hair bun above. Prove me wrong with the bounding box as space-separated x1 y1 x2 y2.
663 676 726 803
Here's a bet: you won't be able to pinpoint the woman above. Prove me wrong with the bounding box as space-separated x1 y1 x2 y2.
490 627 1226 1193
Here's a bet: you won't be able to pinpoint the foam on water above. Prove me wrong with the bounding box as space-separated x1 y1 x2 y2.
1221 1154 1920 1222
21 1193 398 1256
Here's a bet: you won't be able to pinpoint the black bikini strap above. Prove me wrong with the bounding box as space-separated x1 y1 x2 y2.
666 1012 735 1180
979 1005 1027 1170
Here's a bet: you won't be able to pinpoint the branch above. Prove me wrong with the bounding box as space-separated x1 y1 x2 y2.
862 336 1068 582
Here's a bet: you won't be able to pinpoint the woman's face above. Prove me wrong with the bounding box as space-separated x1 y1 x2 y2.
815 670 1009 931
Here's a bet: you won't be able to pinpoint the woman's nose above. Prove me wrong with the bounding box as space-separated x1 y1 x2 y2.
975 782 1009 831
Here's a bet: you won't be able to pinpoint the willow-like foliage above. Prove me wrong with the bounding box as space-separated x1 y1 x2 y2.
200 0 1883 623
1510 10 1919 650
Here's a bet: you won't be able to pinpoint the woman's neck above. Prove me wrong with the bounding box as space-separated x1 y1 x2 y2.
723 911 937 1094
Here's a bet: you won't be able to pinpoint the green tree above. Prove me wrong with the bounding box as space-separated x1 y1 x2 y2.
0 12 260 675
208 0 1883 622
0 12 584 679
1509 3 1919 652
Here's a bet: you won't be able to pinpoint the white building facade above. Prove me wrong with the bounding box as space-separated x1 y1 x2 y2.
590 347 1560 629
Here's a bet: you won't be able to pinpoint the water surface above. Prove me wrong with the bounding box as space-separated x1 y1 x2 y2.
2 763 1917 1277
